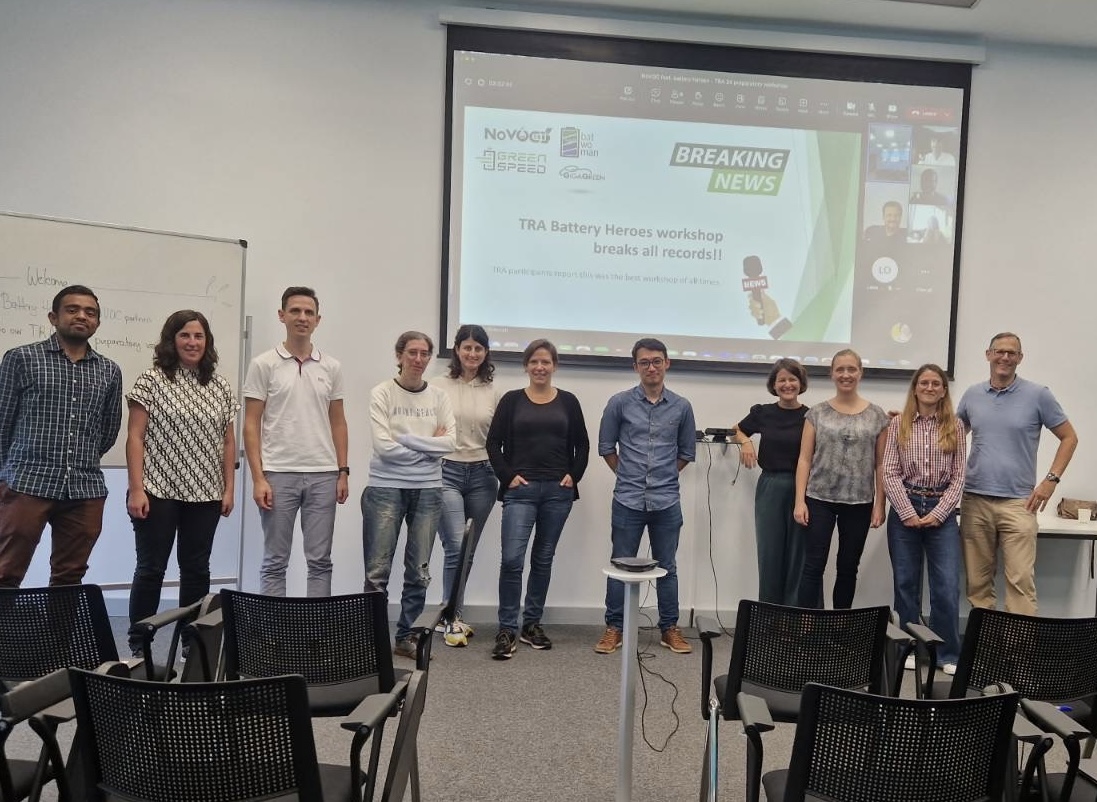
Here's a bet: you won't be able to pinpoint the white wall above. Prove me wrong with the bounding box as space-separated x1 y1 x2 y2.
1 0 1093 620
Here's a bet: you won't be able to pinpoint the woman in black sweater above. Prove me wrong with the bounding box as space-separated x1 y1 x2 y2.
486 339 589 659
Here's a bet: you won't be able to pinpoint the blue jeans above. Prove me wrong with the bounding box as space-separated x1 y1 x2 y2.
439 460 497 614
361 486 442 641
604 500 683 632
497 481 574 633
887 492 962 665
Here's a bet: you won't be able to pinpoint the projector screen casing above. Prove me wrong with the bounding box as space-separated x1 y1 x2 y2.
441 25 971 378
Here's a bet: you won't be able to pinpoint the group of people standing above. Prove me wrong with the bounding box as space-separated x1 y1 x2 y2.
734 335 1076 673
0 283 698 663
359 327 698 660
0 283 1078 671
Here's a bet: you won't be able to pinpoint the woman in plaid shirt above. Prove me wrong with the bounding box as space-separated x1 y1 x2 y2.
882 364 967 675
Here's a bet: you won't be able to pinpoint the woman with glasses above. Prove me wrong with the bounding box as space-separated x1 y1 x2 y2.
794 349 889 608
883 364 967 675
486 339 589 660
733 358 810 606
434 324 499 647
363 331 456 660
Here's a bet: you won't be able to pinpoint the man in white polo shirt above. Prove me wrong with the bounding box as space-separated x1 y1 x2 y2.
243 287 349 596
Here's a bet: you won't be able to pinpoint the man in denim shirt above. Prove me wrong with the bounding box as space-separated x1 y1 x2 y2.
595 338 696 655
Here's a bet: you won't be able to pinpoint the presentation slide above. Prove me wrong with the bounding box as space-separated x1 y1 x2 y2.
444 36 968 374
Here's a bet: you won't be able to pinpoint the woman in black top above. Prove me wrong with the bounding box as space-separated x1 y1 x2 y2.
486 339 589 660
734 358 809 605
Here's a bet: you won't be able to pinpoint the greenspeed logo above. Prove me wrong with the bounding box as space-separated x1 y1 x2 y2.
669 143 789 195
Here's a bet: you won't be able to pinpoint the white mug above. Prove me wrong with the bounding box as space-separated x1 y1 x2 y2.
1079 508 1092 522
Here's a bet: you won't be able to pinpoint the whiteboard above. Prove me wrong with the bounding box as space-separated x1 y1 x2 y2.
0 211 246 467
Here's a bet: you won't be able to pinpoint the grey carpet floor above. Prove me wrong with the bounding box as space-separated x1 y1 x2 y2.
2 616 1073 801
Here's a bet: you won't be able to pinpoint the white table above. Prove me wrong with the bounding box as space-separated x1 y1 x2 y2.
602 565 667 802
1036 512 1097 614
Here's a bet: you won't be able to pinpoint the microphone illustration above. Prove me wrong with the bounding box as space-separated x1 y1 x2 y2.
743 255 769 325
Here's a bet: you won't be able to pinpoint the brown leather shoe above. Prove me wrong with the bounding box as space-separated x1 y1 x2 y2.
660 625 692 654
594 627 622 654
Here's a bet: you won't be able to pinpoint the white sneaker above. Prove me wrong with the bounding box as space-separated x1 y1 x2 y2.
443 621 468 648
904 654 916 671
941 663 957 676
452 617 474 638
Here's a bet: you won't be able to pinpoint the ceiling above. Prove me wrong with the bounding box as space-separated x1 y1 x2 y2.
492 0 1097 50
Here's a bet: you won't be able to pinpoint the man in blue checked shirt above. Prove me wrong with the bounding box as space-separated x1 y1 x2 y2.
594 337 696 656
0 285 123 587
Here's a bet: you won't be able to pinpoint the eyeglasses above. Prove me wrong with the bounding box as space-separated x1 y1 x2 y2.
636 358 666 369
991 349 1021 358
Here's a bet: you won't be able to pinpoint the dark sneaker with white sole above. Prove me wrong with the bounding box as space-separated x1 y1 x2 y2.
519 623 552 650
491 629 517 660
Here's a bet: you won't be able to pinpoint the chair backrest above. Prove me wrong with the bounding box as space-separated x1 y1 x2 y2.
380 668 430 802
220 589 396 710
69 668 324 802
953 608 1097 708
784 683 1018 802
724 601 890 720
440 518 476 625
0 585 118 687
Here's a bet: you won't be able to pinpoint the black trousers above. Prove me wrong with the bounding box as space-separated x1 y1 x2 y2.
128 493 222 649
797 497 872 609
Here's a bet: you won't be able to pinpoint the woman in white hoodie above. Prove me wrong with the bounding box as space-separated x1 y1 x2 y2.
362 331 456 659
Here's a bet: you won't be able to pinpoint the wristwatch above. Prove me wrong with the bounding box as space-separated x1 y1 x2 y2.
1045 471 1060 483
338 466 350 476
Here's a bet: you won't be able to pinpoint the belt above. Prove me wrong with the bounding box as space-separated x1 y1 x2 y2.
904 484 946 498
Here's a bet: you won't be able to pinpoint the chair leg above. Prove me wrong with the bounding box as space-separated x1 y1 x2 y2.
363 722 387 802
410 743 421 802
745 729 765 802
700 715 718 802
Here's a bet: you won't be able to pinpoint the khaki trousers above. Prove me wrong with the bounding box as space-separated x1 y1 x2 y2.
959 492 1038 615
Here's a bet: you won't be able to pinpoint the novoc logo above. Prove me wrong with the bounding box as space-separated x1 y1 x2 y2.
483 127 553 144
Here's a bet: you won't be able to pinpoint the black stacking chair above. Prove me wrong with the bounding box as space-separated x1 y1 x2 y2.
748 683 1020 801
1016 698 1094 801
68 668 366 802
219 589 422 801
698 602 896 802
0 585 136 802
219 589 397 714
909 608 1097 716
128 591 222 678
416 517 476 663
177 602 224 683
0 586 117 691
0 669 71 802
910 609 1097 801
343 669 430 802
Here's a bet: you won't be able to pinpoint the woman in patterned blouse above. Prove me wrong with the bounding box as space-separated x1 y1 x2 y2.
125 310 238 656
882 364 966 675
